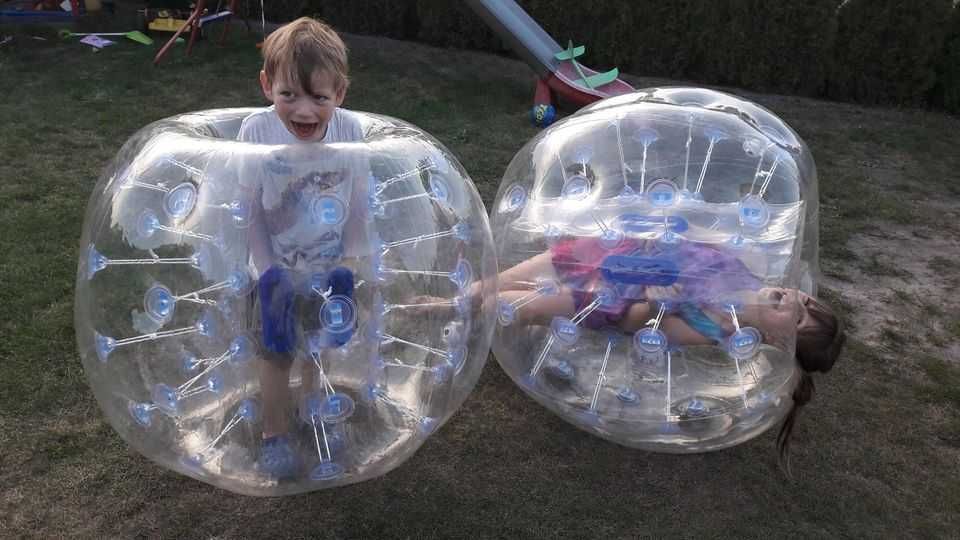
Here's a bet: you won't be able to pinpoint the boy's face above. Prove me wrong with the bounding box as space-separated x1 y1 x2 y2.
260 69 346 142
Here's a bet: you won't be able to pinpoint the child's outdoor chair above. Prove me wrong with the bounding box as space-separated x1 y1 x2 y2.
153 0 239 65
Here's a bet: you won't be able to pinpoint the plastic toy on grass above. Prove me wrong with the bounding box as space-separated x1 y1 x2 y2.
58 29 154 45
75 108 497 496
490 87 819 453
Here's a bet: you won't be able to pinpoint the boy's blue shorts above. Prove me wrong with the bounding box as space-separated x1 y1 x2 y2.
258 266 355 362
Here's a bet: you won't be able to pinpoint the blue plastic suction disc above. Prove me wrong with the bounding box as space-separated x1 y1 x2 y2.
678 189 704 203
446 346 467 375
320 296 357 334
206 373 224 394
311 195 347 226
727 327 762 360
452 294 471 319
94 332 116 363
195 309 218 337
616 387 640 404
429 176 451 205
227 270 252 296
546 357 574 380
595 287 619 308
575 408 603 426
500 184 527 213
632 127 660 146
599 228 624 250
616 184 639 201
163 182 198 220
181 351 200 375
300 393 324 426
228 335 255 364
561 175 592 201
190 243 215 276
152 383 179 415
136 209 160 239
360 383 384 404
237 399 259 423
536 277 561 296
128 401 154 427
742 137 766 157
180 453 206 472
728 234 748 249
543 224 563 245
453 221 472 243
417 416 438 435
432 362 453 384
86 244 107 280
704 126 728 143
144 284 175 323
497 299 517 327
659 229 680 246
228 199 251 227
634 327 669 355
320 393 356 424
310 461 345 482
450 258 473 291
550 317 580 347
680 398 710 418
646 179 678 208
738 194 770 229
367 194 387 219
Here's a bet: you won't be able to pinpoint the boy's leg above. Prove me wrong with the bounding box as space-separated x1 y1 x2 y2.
259 351 295 438
300 266 355 398
256 266 301 477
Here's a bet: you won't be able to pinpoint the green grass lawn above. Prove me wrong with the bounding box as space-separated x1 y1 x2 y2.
2 12 960 539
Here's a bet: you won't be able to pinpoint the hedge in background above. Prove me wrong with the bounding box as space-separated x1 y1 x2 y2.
829 0 954 106
415 0 506 53
689 0 837 96
931 6 960 114
301 0 958 113
306 0 418 40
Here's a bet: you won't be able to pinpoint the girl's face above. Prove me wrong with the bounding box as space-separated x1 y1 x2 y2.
753 287 817 344
260 69 345 142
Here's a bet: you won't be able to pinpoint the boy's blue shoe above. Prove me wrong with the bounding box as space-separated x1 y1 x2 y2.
258 434 301 479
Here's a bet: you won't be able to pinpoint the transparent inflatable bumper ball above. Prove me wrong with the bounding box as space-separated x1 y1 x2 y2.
75 108 497 495
490 87 819 453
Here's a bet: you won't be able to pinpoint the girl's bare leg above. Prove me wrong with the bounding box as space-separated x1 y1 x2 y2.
464 251 559 301
497 287 577 327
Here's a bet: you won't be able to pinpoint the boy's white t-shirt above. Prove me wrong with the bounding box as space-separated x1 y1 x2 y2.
236 106 370 275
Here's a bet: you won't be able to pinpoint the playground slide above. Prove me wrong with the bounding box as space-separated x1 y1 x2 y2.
466 0 634 125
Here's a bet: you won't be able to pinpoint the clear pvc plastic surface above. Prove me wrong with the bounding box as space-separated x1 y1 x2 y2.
75 108 496 495
490 88 818 452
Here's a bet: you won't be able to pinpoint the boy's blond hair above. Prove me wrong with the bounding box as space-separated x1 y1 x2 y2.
261 17 349 94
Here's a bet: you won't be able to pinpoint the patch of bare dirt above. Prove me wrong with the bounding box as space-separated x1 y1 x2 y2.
822 224 960 366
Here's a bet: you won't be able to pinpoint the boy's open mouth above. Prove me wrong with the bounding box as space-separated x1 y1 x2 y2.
291 121 319 139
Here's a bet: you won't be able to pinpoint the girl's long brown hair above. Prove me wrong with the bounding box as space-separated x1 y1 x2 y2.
777 296 846 477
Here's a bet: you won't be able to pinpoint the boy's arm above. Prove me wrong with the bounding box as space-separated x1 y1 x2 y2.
246 186 274 274
338 152 372 274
